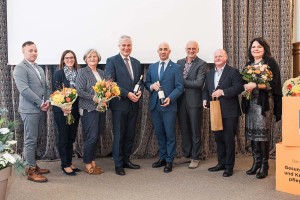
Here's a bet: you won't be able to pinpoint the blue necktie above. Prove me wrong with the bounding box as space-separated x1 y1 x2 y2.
160 62 165 80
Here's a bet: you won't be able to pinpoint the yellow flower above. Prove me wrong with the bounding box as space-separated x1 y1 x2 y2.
291 84 300 93
52 94 65 104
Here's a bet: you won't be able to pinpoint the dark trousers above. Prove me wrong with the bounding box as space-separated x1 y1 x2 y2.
81 110 106 164
151 103 177 163
213 117 238 169
178 98 202 160
111 108 138 167
54 111 80 168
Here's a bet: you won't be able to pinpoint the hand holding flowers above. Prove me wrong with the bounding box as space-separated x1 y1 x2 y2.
241 63 273 100
92 79 121 112
50 86 78 124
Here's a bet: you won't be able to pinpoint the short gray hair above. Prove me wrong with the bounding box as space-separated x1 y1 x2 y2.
83 49 101 63
119 35 132 44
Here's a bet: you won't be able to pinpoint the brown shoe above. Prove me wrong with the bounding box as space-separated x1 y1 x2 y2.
26 167 48 183
36 164 50 174
84 166 102 175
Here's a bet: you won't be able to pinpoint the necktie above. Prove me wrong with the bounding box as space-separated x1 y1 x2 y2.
183 62 192 79
124 58 133 80
160 62 165 80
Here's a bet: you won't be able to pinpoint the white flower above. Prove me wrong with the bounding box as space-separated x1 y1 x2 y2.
0 128 10 134
7 140 17 145
2 152 17 164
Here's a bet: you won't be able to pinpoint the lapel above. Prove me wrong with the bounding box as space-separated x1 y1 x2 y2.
130 57 137 82
86 66 98 83
153 62 160 81
24 60 43 85
216 65 229 89
117 54 134 82
161 60 173 80
186 57 199 78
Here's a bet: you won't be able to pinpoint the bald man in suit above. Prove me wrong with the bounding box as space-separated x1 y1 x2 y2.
145 42 184 173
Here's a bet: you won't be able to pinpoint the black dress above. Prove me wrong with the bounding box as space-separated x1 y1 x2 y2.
242 57 282 142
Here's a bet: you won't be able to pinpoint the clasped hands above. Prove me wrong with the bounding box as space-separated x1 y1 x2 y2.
40 101 50 112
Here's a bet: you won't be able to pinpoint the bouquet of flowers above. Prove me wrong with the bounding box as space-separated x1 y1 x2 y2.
50 86 78 124
0 108 25 174
282 76 300 97
92 79 121 112
240 63 273 100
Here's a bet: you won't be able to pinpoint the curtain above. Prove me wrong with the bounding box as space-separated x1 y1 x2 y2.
0 0 294 161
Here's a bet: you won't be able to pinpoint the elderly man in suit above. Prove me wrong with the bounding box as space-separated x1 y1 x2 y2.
13 41 50 182
145 42 184 173
202 49 244 177
176 41 208 169
105 35 142 176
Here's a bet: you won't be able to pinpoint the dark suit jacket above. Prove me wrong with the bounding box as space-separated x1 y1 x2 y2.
105 54 142 111
145 60 184 112
52 69 79 114
177 56 207 108
203 64 244 118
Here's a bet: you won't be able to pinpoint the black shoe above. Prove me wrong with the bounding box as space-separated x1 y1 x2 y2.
223 168 233 177
152 159 166 168
62 168 76 176
164 162 173 173
71 168 82 173
123 161 141 169
115 167 126 176
208 164 225 172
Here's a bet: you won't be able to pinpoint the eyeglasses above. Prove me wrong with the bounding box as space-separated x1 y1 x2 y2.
64 57 74 60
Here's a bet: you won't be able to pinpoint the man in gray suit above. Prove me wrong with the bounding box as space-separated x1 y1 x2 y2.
13 41 50 182
176 41 208 169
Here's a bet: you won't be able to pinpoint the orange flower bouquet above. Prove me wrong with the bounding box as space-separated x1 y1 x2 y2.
50 87 78 124
240 63 273 100
92 79 121 112
282 76 300 97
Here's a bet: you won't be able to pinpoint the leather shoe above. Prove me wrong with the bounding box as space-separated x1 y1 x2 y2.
208 164 225 172
164 162 173 173
115 167 126 176
223 168 233 177
123 161 141 169
152 159 166 168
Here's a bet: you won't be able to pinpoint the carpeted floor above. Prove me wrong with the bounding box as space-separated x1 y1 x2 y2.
6 156 299 200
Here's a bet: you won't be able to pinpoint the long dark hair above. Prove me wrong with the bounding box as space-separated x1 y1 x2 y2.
59 50 79 70
248 37 271 62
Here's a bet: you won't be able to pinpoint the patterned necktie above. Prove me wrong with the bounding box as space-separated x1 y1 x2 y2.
160 62 165 80
124 58 133 80
183 62 192 79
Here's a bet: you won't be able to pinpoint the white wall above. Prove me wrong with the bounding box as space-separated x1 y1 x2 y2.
7 0 222 64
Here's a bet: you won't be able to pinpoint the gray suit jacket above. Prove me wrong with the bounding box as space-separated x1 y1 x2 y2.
13 59 50 114
76 66 105 112
177 56 207 108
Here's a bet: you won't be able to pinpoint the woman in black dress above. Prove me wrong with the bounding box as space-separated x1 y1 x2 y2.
242 37 282 179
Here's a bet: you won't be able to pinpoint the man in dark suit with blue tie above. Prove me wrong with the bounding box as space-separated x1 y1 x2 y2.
203 49 244 177
145 42 184 173
105 35 142 176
